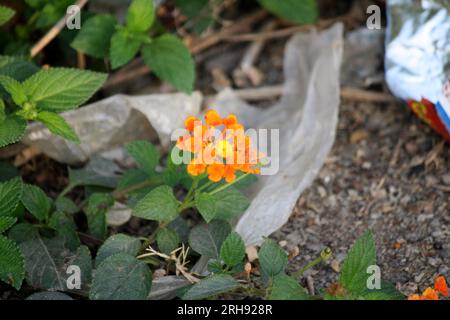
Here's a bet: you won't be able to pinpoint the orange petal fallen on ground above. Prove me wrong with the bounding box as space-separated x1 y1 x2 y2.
434 276 449 297
421 287 439 300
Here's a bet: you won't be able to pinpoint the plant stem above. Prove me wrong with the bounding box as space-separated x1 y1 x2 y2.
209 172 251 195
57 182 78 200
111 175 164 200
291 247 332 279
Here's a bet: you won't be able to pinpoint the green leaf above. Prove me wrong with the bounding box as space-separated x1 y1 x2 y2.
110 30 142 69
156 227 180 254
0 59 39 82
259 238 288 278
195 192 216 222
142 34 195 94
90 253 152 300
195 187 250 222
26 291 73 300
340 230 376 295
71 15 117 58
20 184 52 222
54 197 79 214
95 233 141 266
173 0 208 18
0 115 27 147
257 0 318 24
0 160 18 182
183 274 240 300
69 156 120 188
132 185 179 222
48 211 80 250
126 140 160 176
0 5 15 26
0 75 27 105
269 273 309 300
361 281 404 300
7 223 39 243
20 237 92 291
0 235 25 290
0 216 17 233
36 111 80 143
0 177 23 217
85 193 114 240
220 232 245 267
22 68 107 111
127 0 155 33
189 220 231 259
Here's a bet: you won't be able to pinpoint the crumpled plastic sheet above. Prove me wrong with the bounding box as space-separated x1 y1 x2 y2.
23 92 202 165
214 24 343 245
385 0 450 102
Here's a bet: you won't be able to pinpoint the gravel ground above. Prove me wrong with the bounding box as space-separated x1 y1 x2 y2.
272 99 450 296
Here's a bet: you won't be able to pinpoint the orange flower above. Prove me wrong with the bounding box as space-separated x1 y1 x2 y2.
207 162 225 182
421 287 439 300
434 276 449 297
407 294 422 301
185 116 200 132
205 110 222 127
177 110 264 183
187 158 206 176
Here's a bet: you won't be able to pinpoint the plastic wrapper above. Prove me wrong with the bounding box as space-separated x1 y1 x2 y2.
385 0 450 140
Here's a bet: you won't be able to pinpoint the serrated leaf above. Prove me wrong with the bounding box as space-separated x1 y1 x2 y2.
7 223 39 243
361 281 404 300
85 193 114 240
156 228 179 255
0 75 27 105
183 274 240 300
22 68 107 111
0 115 27 147
269 273 309 300
196 187 250 222
54 197 79 214
127 0 155 33
20 236 91 291
0 60 39 82
126 140 160 176
36 111 80 143
21 184 52 222
48 211 80 250
0 216 17 233
340 230 376 295
132 185 179 222
69 156 120 188
220 232 245 267
0 160 19 182
0 177 23 217
0 235 25 289
26 291 73 300
95 234 141 266
117 169 150 191
0 5 15 26
259 238 288 278
142 34 195 94
110 30 142 69
189 220 231 259
71 15 117 58
257 0 318 24
90 253 152 300
195 192 216 222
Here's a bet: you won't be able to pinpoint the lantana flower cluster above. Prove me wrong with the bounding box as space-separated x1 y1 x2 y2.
176 110 263 183
408 276 449 300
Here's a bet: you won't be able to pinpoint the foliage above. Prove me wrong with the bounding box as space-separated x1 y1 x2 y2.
71 0 195 94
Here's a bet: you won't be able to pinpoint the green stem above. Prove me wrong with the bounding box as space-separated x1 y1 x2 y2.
57 183 78 200
291 247 332 279
208 172 251 195
111 175 164 200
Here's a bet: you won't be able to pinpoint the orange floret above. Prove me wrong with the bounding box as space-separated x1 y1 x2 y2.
434 276 449 297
